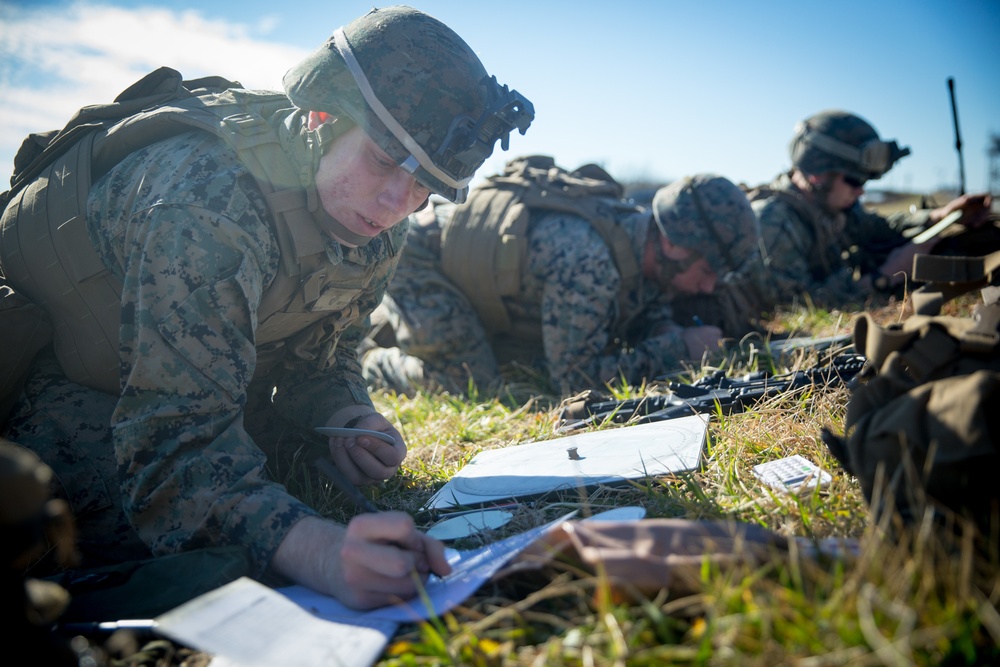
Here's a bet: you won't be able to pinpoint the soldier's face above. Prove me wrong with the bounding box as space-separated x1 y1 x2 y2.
825 173 865 211
671 254 717 294
313 124 431 244
648 234 718 295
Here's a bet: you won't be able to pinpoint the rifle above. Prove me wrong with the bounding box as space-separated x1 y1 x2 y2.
557 354 867 432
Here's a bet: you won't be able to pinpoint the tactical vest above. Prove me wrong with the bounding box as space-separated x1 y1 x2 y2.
746 180 840 276
439 155 642 338
0 67 399 394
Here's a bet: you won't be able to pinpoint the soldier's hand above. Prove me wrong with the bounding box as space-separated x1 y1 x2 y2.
933 193 992 229
681 325 722 360
325 412 406 486
271 514 451 610
878 240 934 286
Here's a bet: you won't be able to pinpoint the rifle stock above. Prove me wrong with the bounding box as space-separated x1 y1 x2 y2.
558 354 866 432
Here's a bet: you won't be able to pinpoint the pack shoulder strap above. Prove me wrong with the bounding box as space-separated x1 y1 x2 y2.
852 249 1000 384
910 249 1000 317
439 156 640 333
749 183 836 274
4 67 238 207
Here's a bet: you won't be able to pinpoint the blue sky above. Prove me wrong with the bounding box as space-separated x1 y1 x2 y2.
1 0 998 195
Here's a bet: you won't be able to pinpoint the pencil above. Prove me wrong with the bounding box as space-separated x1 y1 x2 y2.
314 457 381 514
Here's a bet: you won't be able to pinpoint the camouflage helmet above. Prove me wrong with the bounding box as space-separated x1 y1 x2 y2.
283 5 534 204
652 174 757 275
789 110 911 181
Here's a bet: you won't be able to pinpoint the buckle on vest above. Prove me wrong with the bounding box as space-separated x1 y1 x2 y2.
960 303 1000 354
222 112 269 136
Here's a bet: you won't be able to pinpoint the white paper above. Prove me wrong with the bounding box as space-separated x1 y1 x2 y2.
423 416 707 510
156 506 644 667
426 508 515 540
280 511 575 625
156 577 395 667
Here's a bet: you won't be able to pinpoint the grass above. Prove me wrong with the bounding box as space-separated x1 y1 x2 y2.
304 193 998 664
288 293 998 666
76 188 999 664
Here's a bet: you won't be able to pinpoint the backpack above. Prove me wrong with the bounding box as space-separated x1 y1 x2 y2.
0 67 339 396
0 282 53 425
438 155 641 333
822 250 1000 545
0 68 225 410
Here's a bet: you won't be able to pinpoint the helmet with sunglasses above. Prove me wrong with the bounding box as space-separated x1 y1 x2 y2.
283 5 534 204
651 174 757 275
789 110 911 182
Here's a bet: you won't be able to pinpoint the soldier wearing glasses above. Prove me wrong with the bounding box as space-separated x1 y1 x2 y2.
751 110 994 307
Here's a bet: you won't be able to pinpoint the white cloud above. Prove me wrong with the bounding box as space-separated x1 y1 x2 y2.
0 1 308 184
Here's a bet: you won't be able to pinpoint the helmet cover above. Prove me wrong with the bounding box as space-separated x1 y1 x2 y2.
283 5 533 203
789 110 910 181
652 174 757 275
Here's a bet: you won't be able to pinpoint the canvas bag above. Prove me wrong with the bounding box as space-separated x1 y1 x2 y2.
500 519 789 600
822 250 1000 542
0 68 241 402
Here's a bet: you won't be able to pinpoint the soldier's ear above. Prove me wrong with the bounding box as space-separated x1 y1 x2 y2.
804 171 827 188
307 111 334 131
659 235 694 262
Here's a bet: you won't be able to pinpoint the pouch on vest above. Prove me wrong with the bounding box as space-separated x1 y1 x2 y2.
439 155 640 334
822 250 1000 545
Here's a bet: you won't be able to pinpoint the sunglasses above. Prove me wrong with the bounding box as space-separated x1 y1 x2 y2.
842 174 867 189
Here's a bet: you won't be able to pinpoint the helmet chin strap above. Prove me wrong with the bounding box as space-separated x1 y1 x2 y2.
307 116 374 247
317 209 371 247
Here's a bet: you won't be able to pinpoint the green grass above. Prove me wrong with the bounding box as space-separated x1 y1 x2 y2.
290 295 1000 666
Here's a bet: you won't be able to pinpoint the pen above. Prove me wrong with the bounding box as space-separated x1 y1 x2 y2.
692 315 704 326
59 619 158 636
315 457 381 514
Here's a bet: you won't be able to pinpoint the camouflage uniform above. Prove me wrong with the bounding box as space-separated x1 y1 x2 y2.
365 204 711 396
749 110 927 308
3 129 401 573
364 171 762 396
0 6 534 583
752 172 930 307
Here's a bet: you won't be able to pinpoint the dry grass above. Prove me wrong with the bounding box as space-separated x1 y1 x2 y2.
330 293 1000 666
82 186 1000 663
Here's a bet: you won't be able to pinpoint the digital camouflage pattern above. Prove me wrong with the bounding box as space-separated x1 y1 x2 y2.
751 172 930 307
651 173 758 275
3 129 402 573
363 203 695 396
3 355 149 567
284 5 533 203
